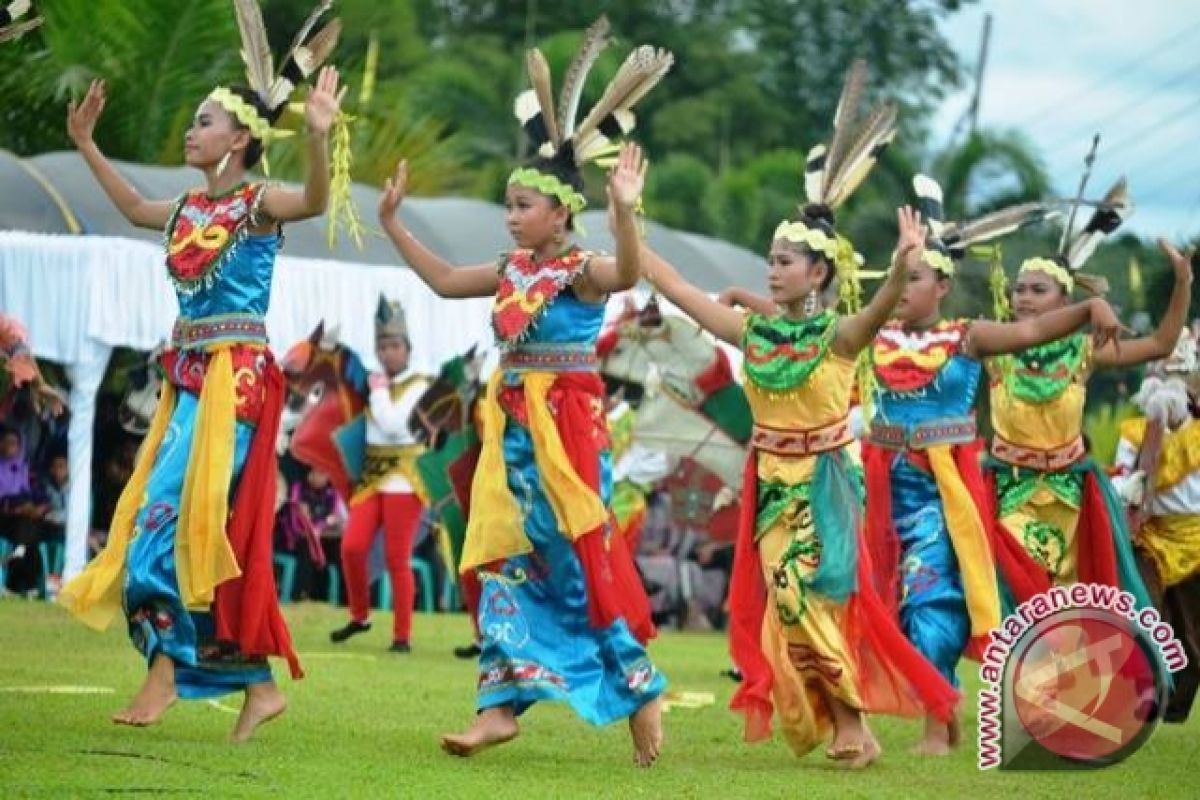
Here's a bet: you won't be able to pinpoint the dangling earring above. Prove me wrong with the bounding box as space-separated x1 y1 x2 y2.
802 288 820 317
553 226 565 246
216 150 232 177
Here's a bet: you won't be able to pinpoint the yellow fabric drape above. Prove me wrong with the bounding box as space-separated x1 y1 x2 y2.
459 370 607 573
350 446 430 506
175 348 241 609
927 445 1001 636
58 382 178 629
1140 515 1200 587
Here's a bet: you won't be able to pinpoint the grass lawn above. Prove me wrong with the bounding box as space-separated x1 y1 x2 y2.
0 598 1192 798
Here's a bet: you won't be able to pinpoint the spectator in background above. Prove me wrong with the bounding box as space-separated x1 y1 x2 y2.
277 467 346 601
0 425 43 595
89 435 138 556
636 491 715 631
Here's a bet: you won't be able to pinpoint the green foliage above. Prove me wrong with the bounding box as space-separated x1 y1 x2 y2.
1085 400 1139 466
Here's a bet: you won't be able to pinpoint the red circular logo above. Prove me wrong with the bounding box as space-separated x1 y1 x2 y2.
1009 610 1163 764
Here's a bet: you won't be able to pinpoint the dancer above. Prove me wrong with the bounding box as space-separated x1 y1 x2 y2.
377 17 672 766
59 0 343 742
1115 326 1200 722
330 296 430 653
641 61 960 768
975 175 1190 602
859 194 1123 755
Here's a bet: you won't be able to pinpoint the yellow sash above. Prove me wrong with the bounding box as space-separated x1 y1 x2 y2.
459 370 607 573
59 348 243 625
927 445 1001 637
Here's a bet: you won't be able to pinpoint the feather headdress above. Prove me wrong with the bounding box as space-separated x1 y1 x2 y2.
1020 136 1133 295
774 60 898 262
911 172 1059 278
509 16 674 214
0 0 41 44
208 0 341 143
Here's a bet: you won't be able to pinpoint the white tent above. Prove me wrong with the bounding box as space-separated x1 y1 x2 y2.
0 151 765 581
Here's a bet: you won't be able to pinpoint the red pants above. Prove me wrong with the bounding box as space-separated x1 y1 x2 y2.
341 492 424 642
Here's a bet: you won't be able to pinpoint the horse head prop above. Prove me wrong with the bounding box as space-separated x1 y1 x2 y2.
409 344 486 448
281 320 369 499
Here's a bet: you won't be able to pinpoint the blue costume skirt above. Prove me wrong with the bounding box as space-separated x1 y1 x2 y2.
890 457 970 687
475 424 666 724
123 391 272 699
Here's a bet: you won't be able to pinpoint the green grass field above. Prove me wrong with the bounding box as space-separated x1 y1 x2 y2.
0 598 1192 799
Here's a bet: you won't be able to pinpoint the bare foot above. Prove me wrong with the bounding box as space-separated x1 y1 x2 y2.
441 706 519 757
823 696 869 761
912 716 953 756
230 681 287 743
112 654 177 727
628 696 664 768
948 715 962 748
847 735 881 769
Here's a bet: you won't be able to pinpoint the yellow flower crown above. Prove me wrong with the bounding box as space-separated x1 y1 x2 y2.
1020 256 1074 292
772 220 838 260
208 87 275 141
508 167 587 214
922 248 956 276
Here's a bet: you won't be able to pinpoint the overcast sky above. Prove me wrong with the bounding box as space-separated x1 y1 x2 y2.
932 0 1200 240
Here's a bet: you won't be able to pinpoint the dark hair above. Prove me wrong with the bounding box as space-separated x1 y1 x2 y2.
793 203 838 292
523 155 585 231
226 87 270 170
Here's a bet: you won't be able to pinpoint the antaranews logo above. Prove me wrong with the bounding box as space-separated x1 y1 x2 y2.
978 583 1187 770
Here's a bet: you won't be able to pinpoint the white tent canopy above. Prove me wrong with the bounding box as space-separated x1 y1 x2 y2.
1 152 764 582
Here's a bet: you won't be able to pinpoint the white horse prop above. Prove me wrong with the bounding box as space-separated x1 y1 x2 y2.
598 297 750 492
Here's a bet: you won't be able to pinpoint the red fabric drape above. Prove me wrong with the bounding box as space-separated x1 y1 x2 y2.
727 449 959 742
554 372 657 644
1075 472 1121 588
214 362 303 679
728 453 773 741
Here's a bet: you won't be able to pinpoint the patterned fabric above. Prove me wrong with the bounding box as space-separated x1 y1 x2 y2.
472 282 665 725
491 247 589 347
993 333 1088 404
171 313 268 350
160 347 269 425
872 319 972 395
742 311 836 393
866 320 987 686
61 185 299 693
729 314 959 753
165 183 268 296
988 336 1089 451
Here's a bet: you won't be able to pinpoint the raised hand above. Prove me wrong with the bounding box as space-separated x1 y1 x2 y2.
608 143 648 211
305 66 344 137
895 205 926 273
67 79 107 146
378 159 409 222
1159 238 1196 285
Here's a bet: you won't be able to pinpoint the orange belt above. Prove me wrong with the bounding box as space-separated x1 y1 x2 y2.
991 435 1086 471
750 416 852 457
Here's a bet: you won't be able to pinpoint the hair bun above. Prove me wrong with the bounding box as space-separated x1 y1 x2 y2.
799 203 836 232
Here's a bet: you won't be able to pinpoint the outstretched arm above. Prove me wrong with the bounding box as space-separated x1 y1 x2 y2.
67 80 172 230
968 296 1123 359
259 66 340 223
581 144 647 294
377 159 498 298
834 206 923 358
1094 239 1194 368
717 287 778 316
642 247 745 345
